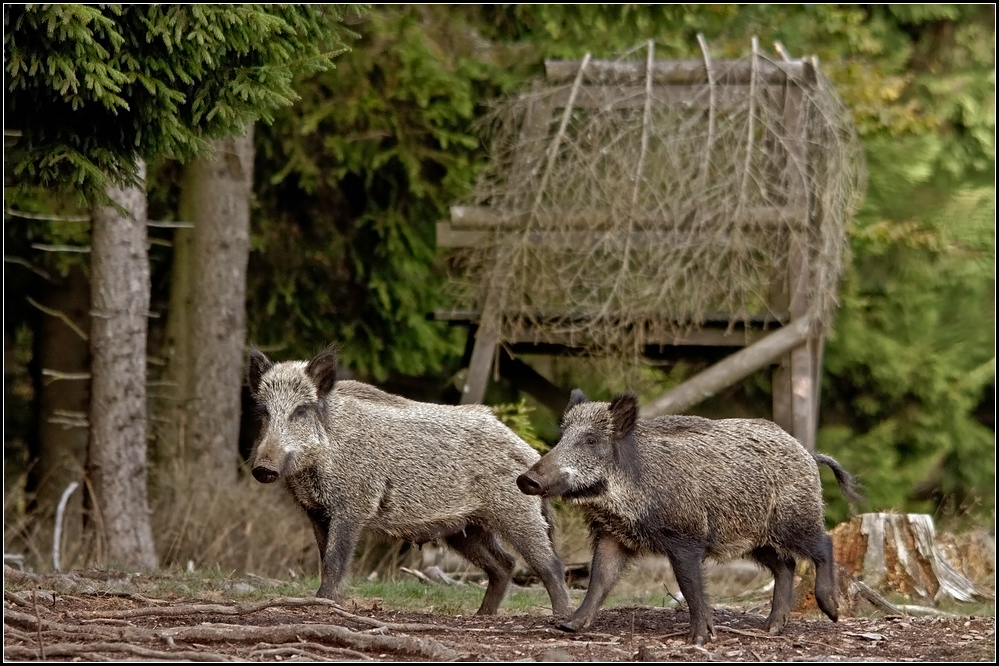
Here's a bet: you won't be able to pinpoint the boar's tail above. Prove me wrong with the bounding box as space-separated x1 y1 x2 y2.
814 453 864 504
540 498 558 545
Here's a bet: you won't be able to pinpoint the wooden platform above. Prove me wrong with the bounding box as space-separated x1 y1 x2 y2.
435 53 830 451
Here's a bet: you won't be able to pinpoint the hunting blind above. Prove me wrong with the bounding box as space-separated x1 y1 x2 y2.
435 40 866 450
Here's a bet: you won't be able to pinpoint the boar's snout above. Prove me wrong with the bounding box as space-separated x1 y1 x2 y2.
252 465 280 484
517 471 545 496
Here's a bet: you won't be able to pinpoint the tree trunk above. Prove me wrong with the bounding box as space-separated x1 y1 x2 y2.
29 264 91 570
158 210 194 464
162 125 254 484
87 159 158 570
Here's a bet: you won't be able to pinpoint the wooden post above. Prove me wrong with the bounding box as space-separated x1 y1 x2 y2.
770 237 792 434
459 323 499 404
460 81 555 404
782 78 817 451
789 246 815 450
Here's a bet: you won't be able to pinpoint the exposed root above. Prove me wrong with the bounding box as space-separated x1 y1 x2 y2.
4 606 459 661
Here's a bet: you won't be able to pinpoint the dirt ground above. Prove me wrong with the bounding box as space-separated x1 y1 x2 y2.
3 567 995 662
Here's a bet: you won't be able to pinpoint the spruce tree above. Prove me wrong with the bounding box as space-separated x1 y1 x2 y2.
4 4 363 569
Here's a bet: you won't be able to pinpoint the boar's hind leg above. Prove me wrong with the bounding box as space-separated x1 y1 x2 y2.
559 534 634 633
446 525 515 615
807 531 839 623
752 545 797 634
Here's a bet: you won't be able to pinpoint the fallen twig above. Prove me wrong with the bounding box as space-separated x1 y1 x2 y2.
895 604 963 618
715 625 784 639
399 566 433 584
249 646 326 661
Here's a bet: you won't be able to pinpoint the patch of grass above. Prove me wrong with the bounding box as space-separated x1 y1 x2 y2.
349 578 486 614
344 578 569 616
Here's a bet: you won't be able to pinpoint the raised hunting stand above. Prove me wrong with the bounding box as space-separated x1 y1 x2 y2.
435 39 866 450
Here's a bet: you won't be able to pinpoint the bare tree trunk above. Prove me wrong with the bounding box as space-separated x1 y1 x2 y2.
158 215 194 463
29 264 90 569
87 159 158 570
163 125 254 484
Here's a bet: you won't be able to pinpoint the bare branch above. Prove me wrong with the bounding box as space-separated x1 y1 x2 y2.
26 296 89 341
42 370 92 384
4 255 55 282
30 243 90 253
5 208 89 222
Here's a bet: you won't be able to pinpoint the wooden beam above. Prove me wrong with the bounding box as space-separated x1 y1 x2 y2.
459 326 497 405
497 350 570 415
547 84 751 111
544 58 816 86
447 204 807 230
639 314 814 419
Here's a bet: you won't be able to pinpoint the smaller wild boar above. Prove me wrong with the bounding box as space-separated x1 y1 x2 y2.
246 345 572 617
517 389 862 644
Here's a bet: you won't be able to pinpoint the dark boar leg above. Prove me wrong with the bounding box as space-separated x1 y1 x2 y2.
306 507 330 562
666 544 713 645
446 525 515 615
752 545 797 634
808 531 839 622
316 518 362 600
558 534 634 632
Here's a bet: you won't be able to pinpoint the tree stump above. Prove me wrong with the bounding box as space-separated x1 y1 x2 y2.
795 513 992 617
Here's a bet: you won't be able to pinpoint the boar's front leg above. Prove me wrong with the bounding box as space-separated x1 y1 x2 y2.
306 507 330 560
558 533 635 632
306 508 361 600
665 541 713 645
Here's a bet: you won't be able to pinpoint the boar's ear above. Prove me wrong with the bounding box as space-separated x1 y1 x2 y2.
247 348 273 397
565 388 590 415
306 345 339 400
609 392 639 439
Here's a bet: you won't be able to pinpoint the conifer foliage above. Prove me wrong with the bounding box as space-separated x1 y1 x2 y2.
4 4 362 203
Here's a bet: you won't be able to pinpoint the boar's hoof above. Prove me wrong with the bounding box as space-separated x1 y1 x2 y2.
252 466 279 484
516 473 544 496
555 619 582 633
316 586 339 601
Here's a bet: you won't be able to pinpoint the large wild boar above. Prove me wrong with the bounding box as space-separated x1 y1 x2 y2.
517 389 861 644
246 346 572 617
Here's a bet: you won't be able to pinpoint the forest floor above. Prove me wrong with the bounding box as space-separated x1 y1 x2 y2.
3 565 995 662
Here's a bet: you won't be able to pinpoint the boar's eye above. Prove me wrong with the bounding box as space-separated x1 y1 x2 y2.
584 434 597 447
292 404 312 420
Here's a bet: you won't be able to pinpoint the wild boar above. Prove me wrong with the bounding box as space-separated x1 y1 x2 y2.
246 346 572 617
517 389 861 644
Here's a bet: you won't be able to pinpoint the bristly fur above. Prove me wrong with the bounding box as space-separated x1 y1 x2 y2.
246 345 573 618
518 389 862 644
